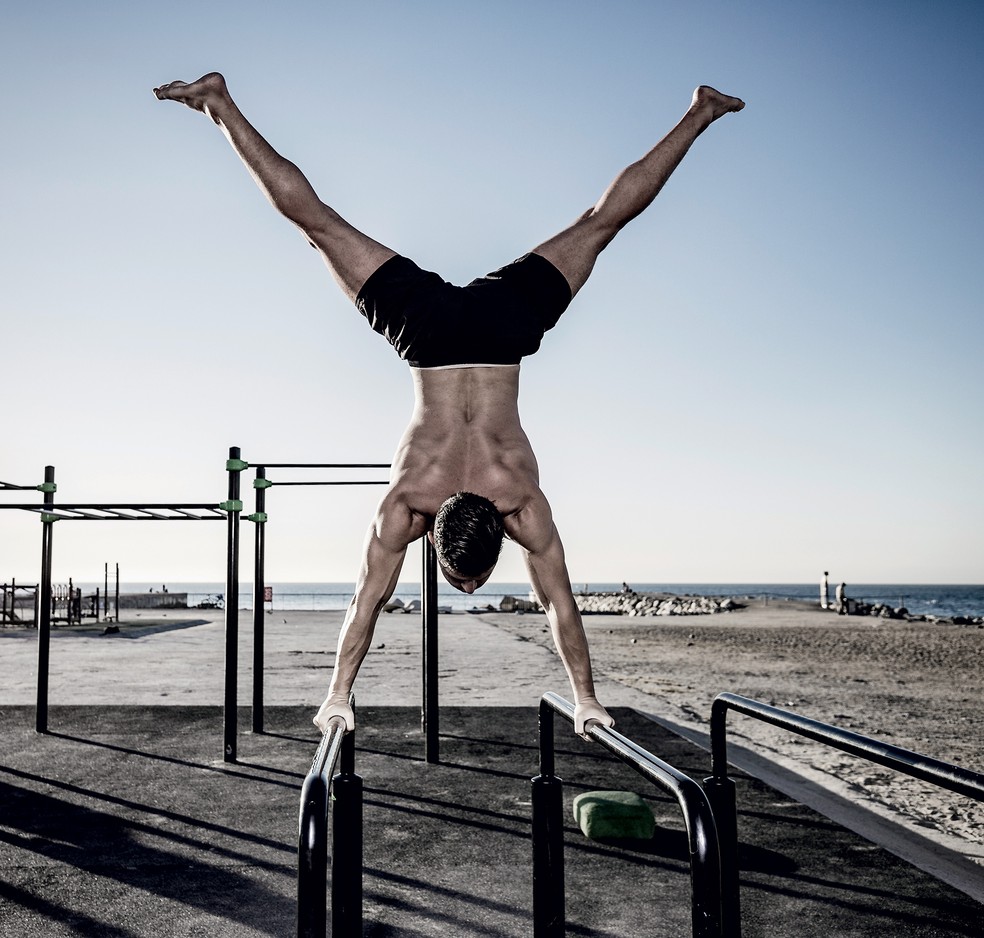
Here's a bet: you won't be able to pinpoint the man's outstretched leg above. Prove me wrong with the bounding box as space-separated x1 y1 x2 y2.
154 73 395 301
533 85 744 296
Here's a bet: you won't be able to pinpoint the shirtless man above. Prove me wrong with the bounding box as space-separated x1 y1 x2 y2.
154 73 744 737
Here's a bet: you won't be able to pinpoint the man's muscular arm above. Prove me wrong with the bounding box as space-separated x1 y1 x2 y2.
506 493 615 739
313 491 427 734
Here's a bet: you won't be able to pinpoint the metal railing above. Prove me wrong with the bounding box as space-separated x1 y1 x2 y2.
533 692 724 938
298 707 363 938
706 692 984 938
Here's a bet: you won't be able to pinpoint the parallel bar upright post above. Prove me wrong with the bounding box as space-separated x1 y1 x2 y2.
332 728 363 937
422 537 440 763
224 446 242 762
532 703 564 938
252 466 267 733
35 465 55 734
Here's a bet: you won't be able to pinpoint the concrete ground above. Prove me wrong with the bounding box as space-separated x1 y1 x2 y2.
1 610 982 936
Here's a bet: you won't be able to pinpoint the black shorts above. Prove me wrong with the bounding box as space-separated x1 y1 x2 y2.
354 253 573 368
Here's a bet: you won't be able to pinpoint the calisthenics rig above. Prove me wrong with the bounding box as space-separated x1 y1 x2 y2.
0 447 448 763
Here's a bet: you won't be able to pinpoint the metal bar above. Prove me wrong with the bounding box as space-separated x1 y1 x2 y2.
702 774 740 938
539 692 725 938
223 447 242 763
707 692 984 938
422 537 439 764
260 480 390 487
252 467 266 734
331 728 363 937
0 503 229 511
0 504 228 523
35 466 55 734
297 714 352 938
298 723 344 938
710 693 984 801
532 699 565 938
249 462 390 469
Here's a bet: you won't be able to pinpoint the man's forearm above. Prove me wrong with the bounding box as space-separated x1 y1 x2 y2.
546 602 600 703
325 600 381 701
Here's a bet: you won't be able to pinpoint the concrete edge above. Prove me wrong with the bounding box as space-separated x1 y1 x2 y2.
637 710 984 905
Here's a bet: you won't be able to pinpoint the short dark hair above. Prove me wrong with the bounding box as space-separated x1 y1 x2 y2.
433 491 504 576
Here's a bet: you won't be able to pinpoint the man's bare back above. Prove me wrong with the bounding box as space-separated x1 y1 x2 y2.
385 365 545 581
153 71 743 738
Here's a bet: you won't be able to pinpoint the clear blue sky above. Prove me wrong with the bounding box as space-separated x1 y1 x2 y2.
2 0 982 586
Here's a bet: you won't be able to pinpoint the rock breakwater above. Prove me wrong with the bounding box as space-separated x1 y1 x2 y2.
838 599 983 626
574 591 742 617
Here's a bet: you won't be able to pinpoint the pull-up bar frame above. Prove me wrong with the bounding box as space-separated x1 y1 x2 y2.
0 462 230 739
2 450 445 764
243 460 390 735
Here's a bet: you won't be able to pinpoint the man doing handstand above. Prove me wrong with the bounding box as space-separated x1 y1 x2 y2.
154 73 744 738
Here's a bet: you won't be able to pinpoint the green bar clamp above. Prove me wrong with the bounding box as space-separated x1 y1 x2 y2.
226 458 249 472
245 512 268 523
219 500 243 512
40 513 59 524
253 478 273 489
36 482 57 494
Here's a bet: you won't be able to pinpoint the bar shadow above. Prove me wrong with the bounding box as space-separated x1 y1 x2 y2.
0 778 294 936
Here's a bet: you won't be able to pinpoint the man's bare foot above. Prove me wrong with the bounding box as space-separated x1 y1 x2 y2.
153 72 229 120
692 85 745 123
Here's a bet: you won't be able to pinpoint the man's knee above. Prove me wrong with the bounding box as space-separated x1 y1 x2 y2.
535 212 615 295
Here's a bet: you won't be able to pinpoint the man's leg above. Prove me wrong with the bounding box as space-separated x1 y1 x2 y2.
154 73 395 302
533 85 744 297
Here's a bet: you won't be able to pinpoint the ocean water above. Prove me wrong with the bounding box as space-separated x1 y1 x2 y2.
76 581 984 619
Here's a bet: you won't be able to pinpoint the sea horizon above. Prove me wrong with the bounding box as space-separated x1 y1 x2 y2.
62 581 984 619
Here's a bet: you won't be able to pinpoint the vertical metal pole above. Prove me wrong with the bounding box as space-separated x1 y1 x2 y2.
36 465 55 734
103 562 108 619
704 775 740 938
532 702 564 938
224 446 242 763
297 774 329 938
252 467 267 733
707 701 741 937
114 563 119 622
332 729 363 937
422 537 439 764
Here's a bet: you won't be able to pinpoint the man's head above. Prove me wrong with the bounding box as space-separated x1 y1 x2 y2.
431 491 504 593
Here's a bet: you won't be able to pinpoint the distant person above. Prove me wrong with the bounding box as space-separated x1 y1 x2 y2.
820 571 829 609
621 582 633 594
154 73 744 738
836 582 847 615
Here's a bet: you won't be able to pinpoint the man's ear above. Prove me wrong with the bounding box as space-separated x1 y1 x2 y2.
426 531 435 547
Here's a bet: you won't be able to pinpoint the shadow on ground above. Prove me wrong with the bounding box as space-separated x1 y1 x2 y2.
0 706 980 936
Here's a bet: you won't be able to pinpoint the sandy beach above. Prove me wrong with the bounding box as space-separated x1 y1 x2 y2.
2 599 981 880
